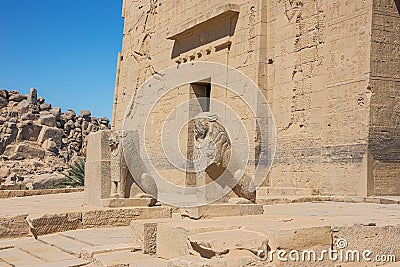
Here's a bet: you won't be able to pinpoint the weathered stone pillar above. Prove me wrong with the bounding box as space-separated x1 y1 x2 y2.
28 87 38 105
83 130 112 206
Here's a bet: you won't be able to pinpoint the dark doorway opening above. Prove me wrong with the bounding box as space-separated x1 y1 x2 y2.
192 83 211 112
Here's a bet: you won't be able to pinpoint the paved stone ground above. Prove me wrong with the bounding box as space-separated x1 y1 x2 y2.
0 193 400 266
0 227 143 266
0 192 83 218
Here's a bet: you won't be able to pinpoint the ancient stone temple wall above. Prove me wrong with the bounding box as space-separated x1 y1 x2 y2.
266 0 374 196
112 0 400 197
112 0 266 192
368 0 400 195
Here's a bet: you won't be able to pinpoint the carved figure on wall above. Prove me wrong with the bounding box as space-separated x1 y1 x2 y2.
132 32 157 89
128 0 161 89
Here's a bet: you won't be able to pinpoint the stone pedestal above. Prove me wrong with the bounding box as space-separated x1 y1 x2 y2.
101 197 157 208
84 130 152 207
84 130 112 206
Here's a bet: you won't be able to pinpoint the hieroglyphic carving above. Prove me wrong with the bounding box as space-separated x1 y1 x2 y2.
392 100 400 127
280 0 324 130
193 112 256 202
109 131 129 198
279 0 302 22
376 0 396 12
242 6 256 66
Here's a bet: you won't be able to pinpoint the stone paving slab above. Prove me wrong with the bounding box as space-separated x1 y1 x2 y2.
81 243 135 260
29 258 89 267
93 250 153 267
0 247 44 266
0 192 83 218
13 238 75 262
130 258 168 267
60 227 131 246
0 227 134 266
0 188 83 199
38 234 94 256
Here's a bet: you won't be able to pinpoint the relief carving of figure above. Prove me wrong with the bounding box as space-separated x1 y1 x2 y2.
193 112 256 203
109 131 129 198
130 0 161 89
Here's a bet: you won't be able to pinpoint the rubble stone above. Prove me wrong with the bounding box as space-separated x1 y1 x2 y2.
37 126 63 146
17 100 30 114
0 97 8 109
4 143 45 160
16 124 42 141
39 114 56 127
0 88 111 189
50 107 61 120
0 89 8 99
39 103 51 111
80 110 91 117
8 94 26 102
64 109 76 120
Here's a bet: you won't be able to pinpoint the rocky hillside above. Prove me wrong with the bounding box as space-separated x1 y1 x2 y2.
0 88 110 189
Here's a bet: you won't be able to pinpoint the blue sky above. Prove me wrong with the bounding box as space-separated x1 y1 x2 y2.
0 0 123 119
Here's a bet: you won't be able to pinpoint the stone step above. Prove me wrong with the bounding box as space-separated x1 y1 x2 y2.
256 195 400 206
81 243 136 261
100 198 156 208
180 203 264 219
0 206 172 239
256 186 312 196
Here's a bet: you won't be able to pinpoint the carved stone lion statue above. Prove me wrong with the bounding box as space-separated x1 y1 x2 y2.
193 112 256 203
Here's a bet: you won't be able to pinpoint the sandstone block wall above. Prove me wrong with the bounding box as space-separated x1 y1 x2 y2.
368 0 400 195
112 0 400 196
266 0 373 196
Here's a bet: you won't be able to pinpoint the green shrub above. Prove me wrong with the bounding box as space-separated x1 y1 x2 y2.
62 158 85 187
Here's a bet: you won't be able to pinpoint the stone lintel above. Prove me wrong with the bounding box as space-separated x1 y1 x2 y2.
167 3 240 40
